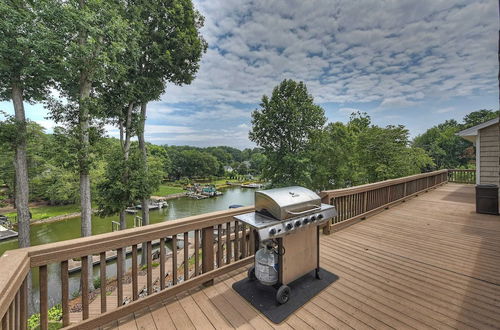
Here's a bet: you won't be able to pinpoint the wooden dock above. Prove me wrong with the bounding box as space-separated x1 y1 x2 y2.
105 184 500 329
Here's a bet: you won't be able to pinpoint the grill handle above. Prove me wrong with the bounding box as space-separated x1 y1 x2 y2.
286 205 322 216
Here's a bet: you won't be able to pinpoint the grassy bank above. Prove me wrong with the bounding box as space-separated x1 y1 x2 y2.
153 185 185 196
4 204 81 223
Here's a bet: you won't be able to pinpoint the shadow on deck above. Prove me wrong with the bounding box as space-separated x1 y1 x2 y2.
106 184 500 330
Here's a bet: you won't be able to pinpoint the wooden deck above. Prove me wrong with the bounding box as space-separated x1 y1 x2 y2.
105 184 500 330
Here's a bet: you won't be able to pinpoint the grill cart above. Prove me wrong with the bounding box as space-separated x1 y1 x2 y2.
234 186 336 304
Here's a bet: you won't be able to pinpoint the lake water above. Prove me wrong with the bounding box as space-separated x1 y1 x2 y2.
0 187 255 312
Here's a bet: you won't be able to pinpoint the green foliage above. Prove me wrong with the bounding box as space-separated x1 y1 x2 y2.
153 185 184 196
27 304 62 330
93 277 101 289
96 143 164 216
4 204 80 222
27 313 40 330
308 113 434 190
413 110 498 169
249 79 327 187
0 0 63 102
249 81 436 190
462 110 498 128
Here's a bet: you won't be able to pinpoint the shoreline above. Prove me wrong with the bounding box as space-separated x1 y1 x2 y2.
11 193 189 226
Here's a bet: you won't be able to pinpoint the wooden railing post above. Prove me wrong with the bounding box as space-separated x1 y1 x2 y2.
39 265 48 330
61 260 69 327
202 226 214 286
20 277 27 330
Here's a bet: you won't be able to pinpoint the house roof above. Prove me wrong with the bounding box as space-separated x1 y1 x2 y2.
457 117 499 142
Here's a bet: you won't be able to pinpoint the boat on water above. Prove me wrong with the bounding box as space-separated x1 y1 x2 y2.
126 200 168 213
136 201 168 210
201 186 222 197
186 184 222 198
240 183 262 188
0 216 18 241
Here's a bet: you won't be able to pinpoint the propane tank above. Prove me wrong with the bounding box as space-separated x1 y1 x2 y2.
255 240 279 285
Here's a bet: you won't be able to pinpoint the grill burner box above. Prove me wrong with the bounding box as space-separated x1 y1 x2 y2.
233 186 337 307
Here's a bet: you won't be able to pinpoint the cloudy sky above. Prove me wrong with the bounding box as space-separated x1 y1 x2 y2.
1 0 498 148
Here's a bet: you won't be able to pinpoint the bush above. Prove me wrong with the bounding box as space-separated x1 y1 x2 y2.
48 304 62 322
27 305 62 329
93 277 101 289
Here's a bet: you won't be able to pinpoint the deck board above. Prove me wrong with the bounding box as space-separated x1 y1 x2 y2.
106 184 500 330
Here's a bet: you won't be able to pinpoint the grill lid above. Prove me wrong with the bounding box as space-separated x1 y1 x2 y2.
255 186 321 220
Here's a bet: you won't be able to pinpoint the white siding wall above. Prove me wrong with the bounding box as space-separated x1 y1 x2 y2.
479 124 500 185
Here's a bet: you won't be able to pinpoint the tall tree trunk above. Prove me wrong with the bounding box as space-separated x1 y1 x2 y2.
77 0 94 293
118 103 134 274
139 102 149 265
78 77 94 292
11 81 34 313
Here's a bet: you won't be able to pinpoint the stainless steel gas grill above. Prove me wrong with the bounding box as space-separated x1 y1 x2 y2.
234 186 336 304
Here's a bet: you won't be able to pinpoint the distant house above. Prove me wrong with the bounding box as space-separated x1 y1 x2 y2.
457 117 499 185
223 165 234 173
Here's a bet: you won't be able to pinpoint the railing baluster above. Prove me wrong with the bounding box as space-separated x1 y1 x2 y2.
132 245 138 301
225 222 231 265
160 238 166 290
99 252 107 312
61 260 69 326
20 277 27 330
147 241 153 295
81 255 89 320
8 299 13 330
39 265 48 330
249 228 256 255
241 224 247 258
15 291 20 330
217 225 223 267
183 232 189 281
172 235 177 285
234 220 240 260
116 248 123 307
194 229 200 275
2 313 6 330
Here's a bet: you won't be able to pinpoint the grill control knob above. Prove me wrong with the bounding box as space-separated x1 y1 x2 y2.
303 218 310 224
317 214 324 220
269 228 276 236
295 220 301 227
310 215 316 222
286 223 293 230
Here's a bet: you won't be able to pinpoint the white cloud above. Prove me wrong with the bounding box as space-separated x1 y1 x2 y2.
436 107 455 114
157 0 496 110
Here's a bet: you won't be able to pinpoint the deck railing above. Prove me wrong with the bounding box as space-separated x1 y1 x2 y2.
319 169 449 232
0 206 256 330
448 169 476 184
0 169 453 329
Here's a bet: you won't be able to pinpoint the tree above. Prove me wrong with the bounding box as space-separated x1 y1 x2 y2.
0 0 60 246
413 110 498 169
249 152 266 174
122 0 206 243
49 0 131 292
0 0 63 311
249 79 326 187
462 110 498 128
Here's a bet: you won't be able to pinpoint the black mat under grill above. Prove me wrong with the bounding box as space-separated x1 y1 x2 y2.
232 268 338 324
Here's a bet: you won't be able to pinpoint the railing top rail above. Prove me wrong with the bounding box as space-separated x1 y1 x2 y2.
320 169 448 199
0 250 29 318
448 169 475 172
25 205 254 267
